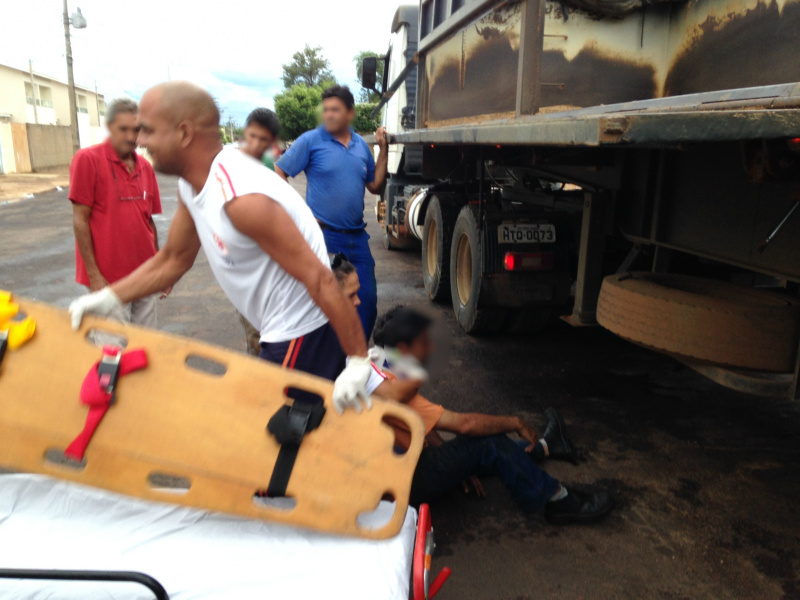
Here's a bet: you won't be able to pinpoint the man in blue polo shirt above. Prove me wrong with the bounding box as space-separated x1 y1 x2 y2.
276 85 388 338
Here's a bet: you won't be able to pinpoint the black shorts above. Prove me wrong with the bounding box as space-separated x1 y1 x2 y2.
259 321 346 384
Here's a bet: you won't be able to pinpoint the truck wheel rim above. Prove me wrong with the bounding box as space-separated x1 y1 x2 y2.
426 220 438 277
456 234 472 306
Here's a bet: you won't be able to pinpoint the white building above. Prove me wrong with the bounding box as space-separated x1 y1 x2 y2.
0 62 106 173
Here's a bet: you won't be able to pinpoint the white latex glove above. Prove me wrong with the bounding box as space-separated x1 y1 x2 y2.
332 355 375 415
69 287 123 330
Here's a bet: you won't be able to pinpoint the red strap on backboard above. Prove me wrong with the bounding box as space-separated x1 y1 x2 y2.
64 348 148 460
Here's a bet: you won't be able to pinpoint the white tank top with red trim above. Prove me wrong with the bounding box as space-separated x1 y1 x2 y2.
177 147 329 343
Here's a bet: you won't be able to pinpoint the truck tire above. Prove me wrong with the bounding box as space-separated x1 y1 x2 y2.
596 272 800 372
422 196 455 302
383 226 398 251
449 206 507 334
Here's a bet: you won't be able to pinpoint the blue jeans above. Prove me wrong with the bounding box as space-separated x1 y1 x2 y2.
322 228 377 339
410 435 560 512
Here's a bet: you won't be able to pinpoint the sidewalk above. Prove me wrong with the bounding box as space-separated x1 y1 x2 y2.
0 169 70 203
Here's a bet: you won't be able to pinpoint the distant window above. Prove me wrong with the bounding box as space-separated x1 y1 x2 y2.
433 0 448 27
420 0 433 37
38 85 54 108
452 0 465 10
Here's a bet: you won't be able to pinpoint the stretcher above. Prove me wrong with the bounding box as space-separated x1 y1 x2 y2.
0 296 425 539
0 473 451 599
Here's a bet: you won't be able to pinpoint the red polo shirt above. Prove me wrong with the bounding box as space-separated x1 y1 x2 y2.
69 140 162 286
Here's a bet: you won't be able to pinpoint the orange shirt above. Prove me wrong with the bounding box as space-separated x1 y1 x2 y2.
381 372 444 451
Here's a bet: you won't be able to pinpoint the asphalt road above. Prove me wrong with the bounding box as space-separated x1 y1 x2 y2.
1 174 799 599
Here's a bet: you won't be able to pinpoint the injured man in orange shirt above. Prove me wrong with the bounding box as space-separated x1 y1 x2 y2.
331 256 614 525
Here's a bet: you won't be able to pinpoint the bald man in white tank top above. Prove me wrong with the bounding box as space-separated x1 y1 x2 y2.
69 82 374 414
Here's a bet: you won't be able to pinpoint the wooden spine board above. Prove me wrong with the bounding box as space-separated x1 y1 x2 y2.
0 298 426 539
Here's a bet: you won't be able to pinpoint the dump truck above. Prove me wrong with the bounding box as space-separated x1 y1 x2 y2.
362 0 800 398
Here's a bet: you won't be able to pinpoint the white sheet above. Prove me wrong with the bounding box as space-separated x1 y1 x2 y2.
0 474 416 599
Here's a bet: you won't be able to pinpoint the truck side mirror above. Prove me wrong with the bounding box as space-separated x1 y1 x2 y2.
362 56 379 93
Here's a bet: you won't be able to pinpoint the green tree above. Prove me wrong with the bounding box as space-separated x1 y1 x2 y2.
354 50 384 103
352 103 380 134
274 84 323 140
282 45 334 89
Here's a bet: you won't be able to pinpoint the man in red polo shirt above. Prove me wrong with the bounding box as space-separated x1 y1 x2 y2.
69 98 163 327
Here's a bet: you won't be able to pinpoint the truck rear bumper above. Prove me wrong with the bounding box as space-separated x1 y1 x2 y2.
481 271 572 308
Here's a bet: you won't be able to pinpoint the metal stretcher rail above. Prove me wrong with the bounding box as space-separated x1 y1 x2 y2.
0 568 169 600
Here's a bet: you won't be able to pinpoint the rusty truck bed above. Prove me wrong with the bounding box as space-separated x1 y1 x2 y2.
388 82 800 147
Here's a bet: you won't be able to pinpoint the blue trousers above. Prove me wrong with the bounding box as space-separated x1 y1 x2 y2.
322 228 377 339
410 435 560 512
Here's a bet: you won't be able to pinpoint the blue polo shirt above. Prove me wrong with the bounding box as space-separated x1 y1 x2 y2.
277 126 375 230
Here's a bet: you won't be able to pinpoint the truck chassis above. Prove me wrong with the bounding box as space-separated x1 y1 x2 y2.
366 0 800 399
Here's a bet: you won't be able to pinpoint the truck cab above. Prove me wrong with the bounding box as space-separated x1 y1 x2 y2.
371 5 425 251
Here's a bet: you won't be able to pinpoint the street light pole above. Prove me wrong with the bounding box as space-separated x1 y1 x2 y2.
28 60 39 125
63 0 80 154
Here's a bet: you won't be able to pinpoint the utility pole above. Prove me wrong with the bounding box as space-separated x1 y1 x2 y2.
94 80 101 125
63 0 80 154
28 60 39 125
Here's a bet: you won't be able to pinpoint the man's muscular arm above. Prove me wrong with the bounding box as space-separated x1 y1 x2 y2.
224 193 367 357
111 198 201 303
70 197 201 329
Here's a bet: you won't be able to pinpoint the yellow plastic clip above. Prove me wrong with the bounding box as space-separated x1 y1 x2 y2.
0 291 36 349
0 290 18 327
0 302 19 326
5 317 36 350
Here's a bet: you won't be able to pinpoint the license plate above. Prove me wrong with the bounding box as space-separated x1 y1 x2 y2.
497 224 556 244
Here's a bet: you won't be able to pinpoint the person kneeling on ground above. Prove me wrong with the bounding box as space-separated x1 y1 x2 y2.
367 305 614 525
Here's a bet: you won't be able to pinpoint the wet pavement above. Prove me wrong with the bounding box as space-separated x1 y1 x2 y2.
1 173 799 599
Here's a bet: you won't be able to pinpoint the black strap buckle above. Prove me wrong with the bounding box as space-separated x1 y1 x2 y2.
0 330 8 369
97 348 122 402
284 404 313 445
266 402 326 497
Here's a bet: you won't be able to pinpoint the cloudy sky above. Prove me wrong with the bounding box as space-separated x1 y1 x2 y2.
1 0 403 122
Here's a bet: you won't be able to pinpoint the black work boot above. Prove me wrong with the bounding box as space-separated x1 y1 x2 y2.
545 487 614 525
542 407 578 464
